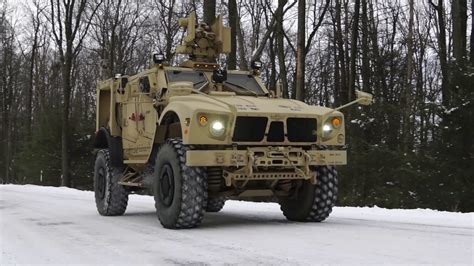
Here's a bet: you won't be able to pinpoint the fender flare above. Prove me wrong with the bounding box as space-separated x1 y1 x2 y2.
93 127 124 167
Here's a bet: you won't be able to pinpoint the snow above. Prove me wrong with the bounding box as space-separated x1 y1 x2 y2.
1 184 473 265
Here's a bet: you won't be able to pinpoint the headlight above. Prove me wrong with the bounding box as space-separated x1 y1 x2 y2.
323 124 332 133
322 123 334 138
322 116 343 139
210 120 225 137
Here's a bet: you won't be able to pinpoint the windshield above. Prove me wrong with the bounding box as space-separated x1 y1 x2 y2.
166 70 265 95
223 74 266 96
166 70 208 90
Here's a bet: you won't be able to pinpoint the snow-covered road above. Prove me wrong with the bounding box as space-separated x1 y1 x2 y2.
1 185 472 265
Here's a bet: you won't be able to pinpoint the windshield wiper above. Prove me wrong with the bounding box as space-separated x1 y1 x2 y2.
196 80 209 91
224 82 258 96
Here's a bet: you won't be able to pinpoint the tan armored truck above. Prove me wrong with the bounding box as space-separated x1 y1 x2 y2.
93 12 373 229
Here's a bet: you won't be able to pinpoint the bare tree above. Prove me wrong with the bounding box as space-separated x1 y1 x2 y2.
1 8 17 183
429 0 450 107
402 0 415 152
249 0 297 64
228 0 237 69
92 0 145 77
295 0 305 101
47 0 103 187
203 0 216 25
348 0 360 101
452 0 468 64
471 0 474 64
275 0 289 98
25 0 45 142
236 14 248 70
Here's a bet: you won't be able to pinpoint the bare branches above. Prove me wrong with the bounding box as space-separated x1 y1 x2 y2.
250 0 295 62
49 0 64 58
73 0 103 58
305 0 330 54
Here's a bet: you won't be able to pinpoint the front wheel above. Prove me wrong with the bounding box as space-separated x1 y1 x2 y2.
279 166 338 222
94 149 129 216
206 198 226 212
153 139 208 229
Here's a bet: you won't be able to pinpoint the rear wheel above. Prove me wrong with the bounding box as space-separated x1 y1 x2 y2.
153 139 208 229
206 198 225 212
94 149 129 216
279 166 338 222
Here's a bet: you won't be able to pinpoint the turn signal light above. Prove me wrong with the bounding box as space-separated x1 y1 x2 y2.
332 117 342 128
199 115 208 126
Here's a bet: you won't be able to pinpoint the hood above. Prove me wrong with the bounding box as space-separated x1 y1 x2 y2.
170 94 336 117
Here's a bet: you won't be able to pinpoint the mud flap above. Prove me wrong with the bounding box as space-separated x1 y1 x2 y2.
94 127 124 168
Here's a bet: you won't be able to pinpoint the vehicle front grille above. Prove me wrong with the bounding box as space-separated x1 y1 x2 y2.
232 116 317 143
232 116 268 142
287 118 317 142
267 121 285 142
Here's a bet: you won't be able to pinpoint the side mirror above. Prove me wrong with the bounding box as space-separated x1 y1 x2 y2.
324 90 374 116
355 90 373 105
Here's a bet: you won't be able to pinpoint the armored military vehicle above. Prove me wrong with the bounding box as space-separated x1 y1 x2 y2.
93 12 373 229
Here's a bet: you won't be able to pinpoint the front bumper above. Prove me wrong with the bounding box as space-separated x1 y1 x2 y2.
186 147 347 167
187 147 346 186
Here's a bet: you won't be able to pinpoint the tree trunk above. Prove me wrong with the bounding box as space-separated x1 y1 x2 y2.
349 0 360 101
360 0 370 93
295 0 305 101
61 60 72 187
451 0 470 160
335 0 347 105
203 0 216 25
165 0 175 61
2 77 11 183
368 0 385 98
452 0 467 63
402 0 414 152
1 34 15 184
228 0 237 69
275 0 289 98
430 0 450 107
471 0 474 64
333 21 341 104
269 35 277 90
236 17 248 70
27 21 39 143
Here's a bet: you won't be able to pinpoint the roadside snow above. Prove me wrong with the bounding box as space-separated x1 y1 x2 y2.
1 184 473 265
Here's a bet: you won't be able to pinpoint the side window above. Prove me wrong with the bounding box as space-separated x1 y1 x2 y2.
139 76 150 93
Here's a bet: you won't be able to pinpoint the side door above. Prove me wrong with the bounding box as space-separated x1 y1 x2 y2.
121 74 158 163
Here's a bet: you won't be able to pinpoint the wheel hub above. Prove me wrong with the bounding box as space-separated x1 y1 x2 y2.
159 164 175 207
97 167 106 200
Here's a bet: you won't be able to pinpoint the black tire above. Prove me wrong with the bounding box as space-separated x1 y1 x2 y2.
94 149 129 216
206 198 225 212
153 139 208 229
279 166 338 222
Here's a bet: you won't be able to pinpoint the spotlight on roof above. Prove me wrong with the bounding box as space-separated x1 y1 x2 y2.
152 53 165 64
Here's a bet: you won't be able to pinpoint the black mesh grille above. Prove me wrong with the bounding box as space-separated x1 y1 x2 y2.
287 118 317 142
232 117 268 142
267 121 285 142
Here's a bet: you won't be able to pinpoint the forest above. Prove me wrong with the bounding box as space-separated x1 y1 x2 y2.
0 0 473 212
